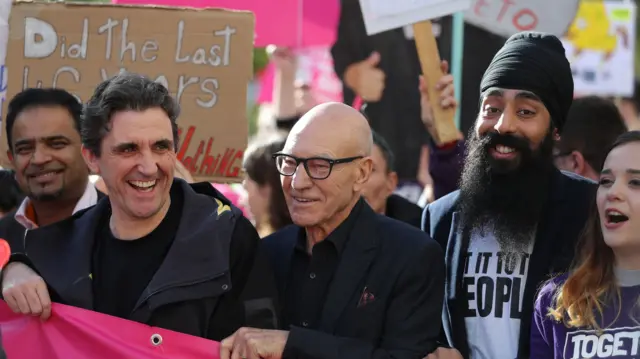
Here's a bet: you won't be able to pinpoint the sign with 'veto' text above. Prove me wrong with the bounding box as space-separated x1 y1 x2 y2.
464 0 580 38
1 2 254 182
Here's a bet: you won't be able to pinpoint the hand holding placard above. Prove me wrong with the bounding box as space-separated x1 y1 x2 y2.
358 0 470 145
344 52 385 102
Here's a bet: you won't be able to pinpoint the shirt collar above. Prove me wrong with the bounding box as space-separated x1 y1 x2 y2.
296 197 365 255
15 182 99 230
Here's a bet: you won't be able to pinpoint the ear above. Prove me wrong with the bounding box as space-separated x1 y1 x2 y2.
6 150 12 162
81 145 100 175
553 128 561 141
353 157 373 191
570 150 587 175
386 171 398 193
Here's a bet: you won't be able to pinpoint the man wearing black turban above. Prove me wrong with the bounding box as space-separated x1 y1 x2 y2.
421 32 597 359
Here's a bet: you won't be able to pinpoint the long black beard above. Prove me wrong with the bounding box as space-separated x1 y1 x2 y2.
458 129 555 253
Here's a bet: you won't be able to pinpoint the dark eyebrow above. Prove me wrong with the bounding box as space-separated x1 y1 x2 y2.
113 142 138 152
13 135 70 147
515 91 542 103
601 169 640 175
484 88 504 98
13 138 35 148
154 139 174 148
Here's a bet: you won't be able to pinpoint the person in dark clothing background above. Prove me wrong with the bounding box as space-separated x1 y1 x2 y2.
362 130 422 228
554 96 628 181
0 170 23 218
1 72 278 339
422 33 597 359
331 0 427 197
221 102 444 359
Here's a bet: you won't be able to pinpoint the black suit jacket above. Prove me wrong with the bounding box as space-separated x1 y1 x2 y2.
262 202 445 359
421 169 597 358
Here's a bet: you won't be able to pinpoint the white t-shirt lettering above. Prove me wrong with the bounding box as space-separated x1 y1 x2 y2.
463 232 534 359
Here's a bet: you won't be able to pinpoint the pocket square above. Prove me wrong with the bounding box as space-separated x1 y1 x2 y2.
357 286 375 308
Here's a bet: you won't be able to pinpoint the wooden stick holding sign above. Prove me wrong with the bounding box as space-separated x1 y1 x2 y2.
412 20 458 144
358 0 471 145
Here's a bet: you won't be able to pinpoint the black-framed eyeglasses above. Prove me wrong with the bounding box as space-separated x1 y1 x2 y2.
272 153 363 180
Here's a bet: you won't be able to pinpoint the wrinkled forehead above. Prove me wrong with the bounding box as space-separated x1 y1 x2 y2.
283 130 345 158
481 87 543 104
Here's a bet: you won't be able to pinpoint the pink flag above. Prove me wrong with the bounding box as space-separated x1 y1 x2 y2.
257 46 343 105
0 301 219 358
111 0 339 48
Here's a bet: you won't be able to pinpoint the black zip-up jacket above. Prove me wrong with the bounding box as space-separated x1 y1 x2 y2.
1 180 279 340
0 191 107 255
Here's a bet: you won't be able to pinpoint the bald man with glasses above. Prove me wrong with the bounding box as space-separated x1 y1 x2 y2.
220 102 445 359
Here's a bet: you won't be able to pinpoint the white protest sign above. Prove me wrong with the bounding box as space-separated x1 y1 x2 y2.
464 0 580 38
360 0 471 35
562 0 636 97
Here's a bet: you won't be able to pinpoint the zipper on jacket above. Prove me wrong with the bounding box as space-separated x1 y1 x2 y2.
22 228 29 253
133 271 228 313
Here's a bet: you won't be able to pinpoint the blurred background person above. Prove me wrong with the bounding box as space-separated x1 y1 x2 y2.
612 81 640 131
362 131 422 227
257 46 317 135
242 134 292 237
554 96 628 181
0 170 24 218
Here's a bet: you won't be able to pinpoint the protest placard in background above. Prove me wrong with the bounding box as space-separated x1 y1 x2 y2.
464 0 580 38
359 0 471 35
1 2 254 183
562 0 636 97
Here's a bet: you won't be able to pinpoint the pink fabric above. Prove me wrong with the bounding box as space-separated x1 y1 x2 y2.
0 301 219 359
352 96 363 110
111 0 339 48
257 46 343 104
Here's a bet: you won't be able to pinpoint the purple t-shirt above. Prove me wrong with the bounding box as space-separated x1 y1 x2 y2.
531 274 640 359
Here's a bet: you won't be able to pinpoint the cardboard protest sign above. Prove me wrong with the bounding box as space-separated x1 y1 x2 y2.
464 0 580 38
562 0 636 97
358 0 470 145
1 2 254 183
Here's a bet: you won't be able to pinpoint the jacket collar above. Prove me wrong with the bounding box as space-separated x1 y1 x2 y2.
25 179 239 311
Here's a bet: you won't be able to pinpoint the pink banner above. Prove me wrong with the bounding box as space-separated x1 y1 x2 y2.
258 46 343 104
111 0 339 48
0 301 219 359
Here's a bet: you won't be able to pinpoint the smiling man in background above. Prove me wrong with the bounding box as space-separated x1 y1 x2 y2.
0 88 100 254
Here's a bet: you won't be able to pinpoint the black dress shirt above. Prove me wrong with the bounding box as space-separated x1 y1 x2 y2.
283 199 364 329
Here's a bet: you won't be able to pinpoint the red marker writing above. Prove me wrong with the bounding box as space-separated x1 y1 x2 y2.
0 239 10 269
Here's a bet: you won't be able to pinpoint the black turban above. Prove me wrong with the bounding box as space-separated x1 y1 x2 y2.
480 32 574 133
